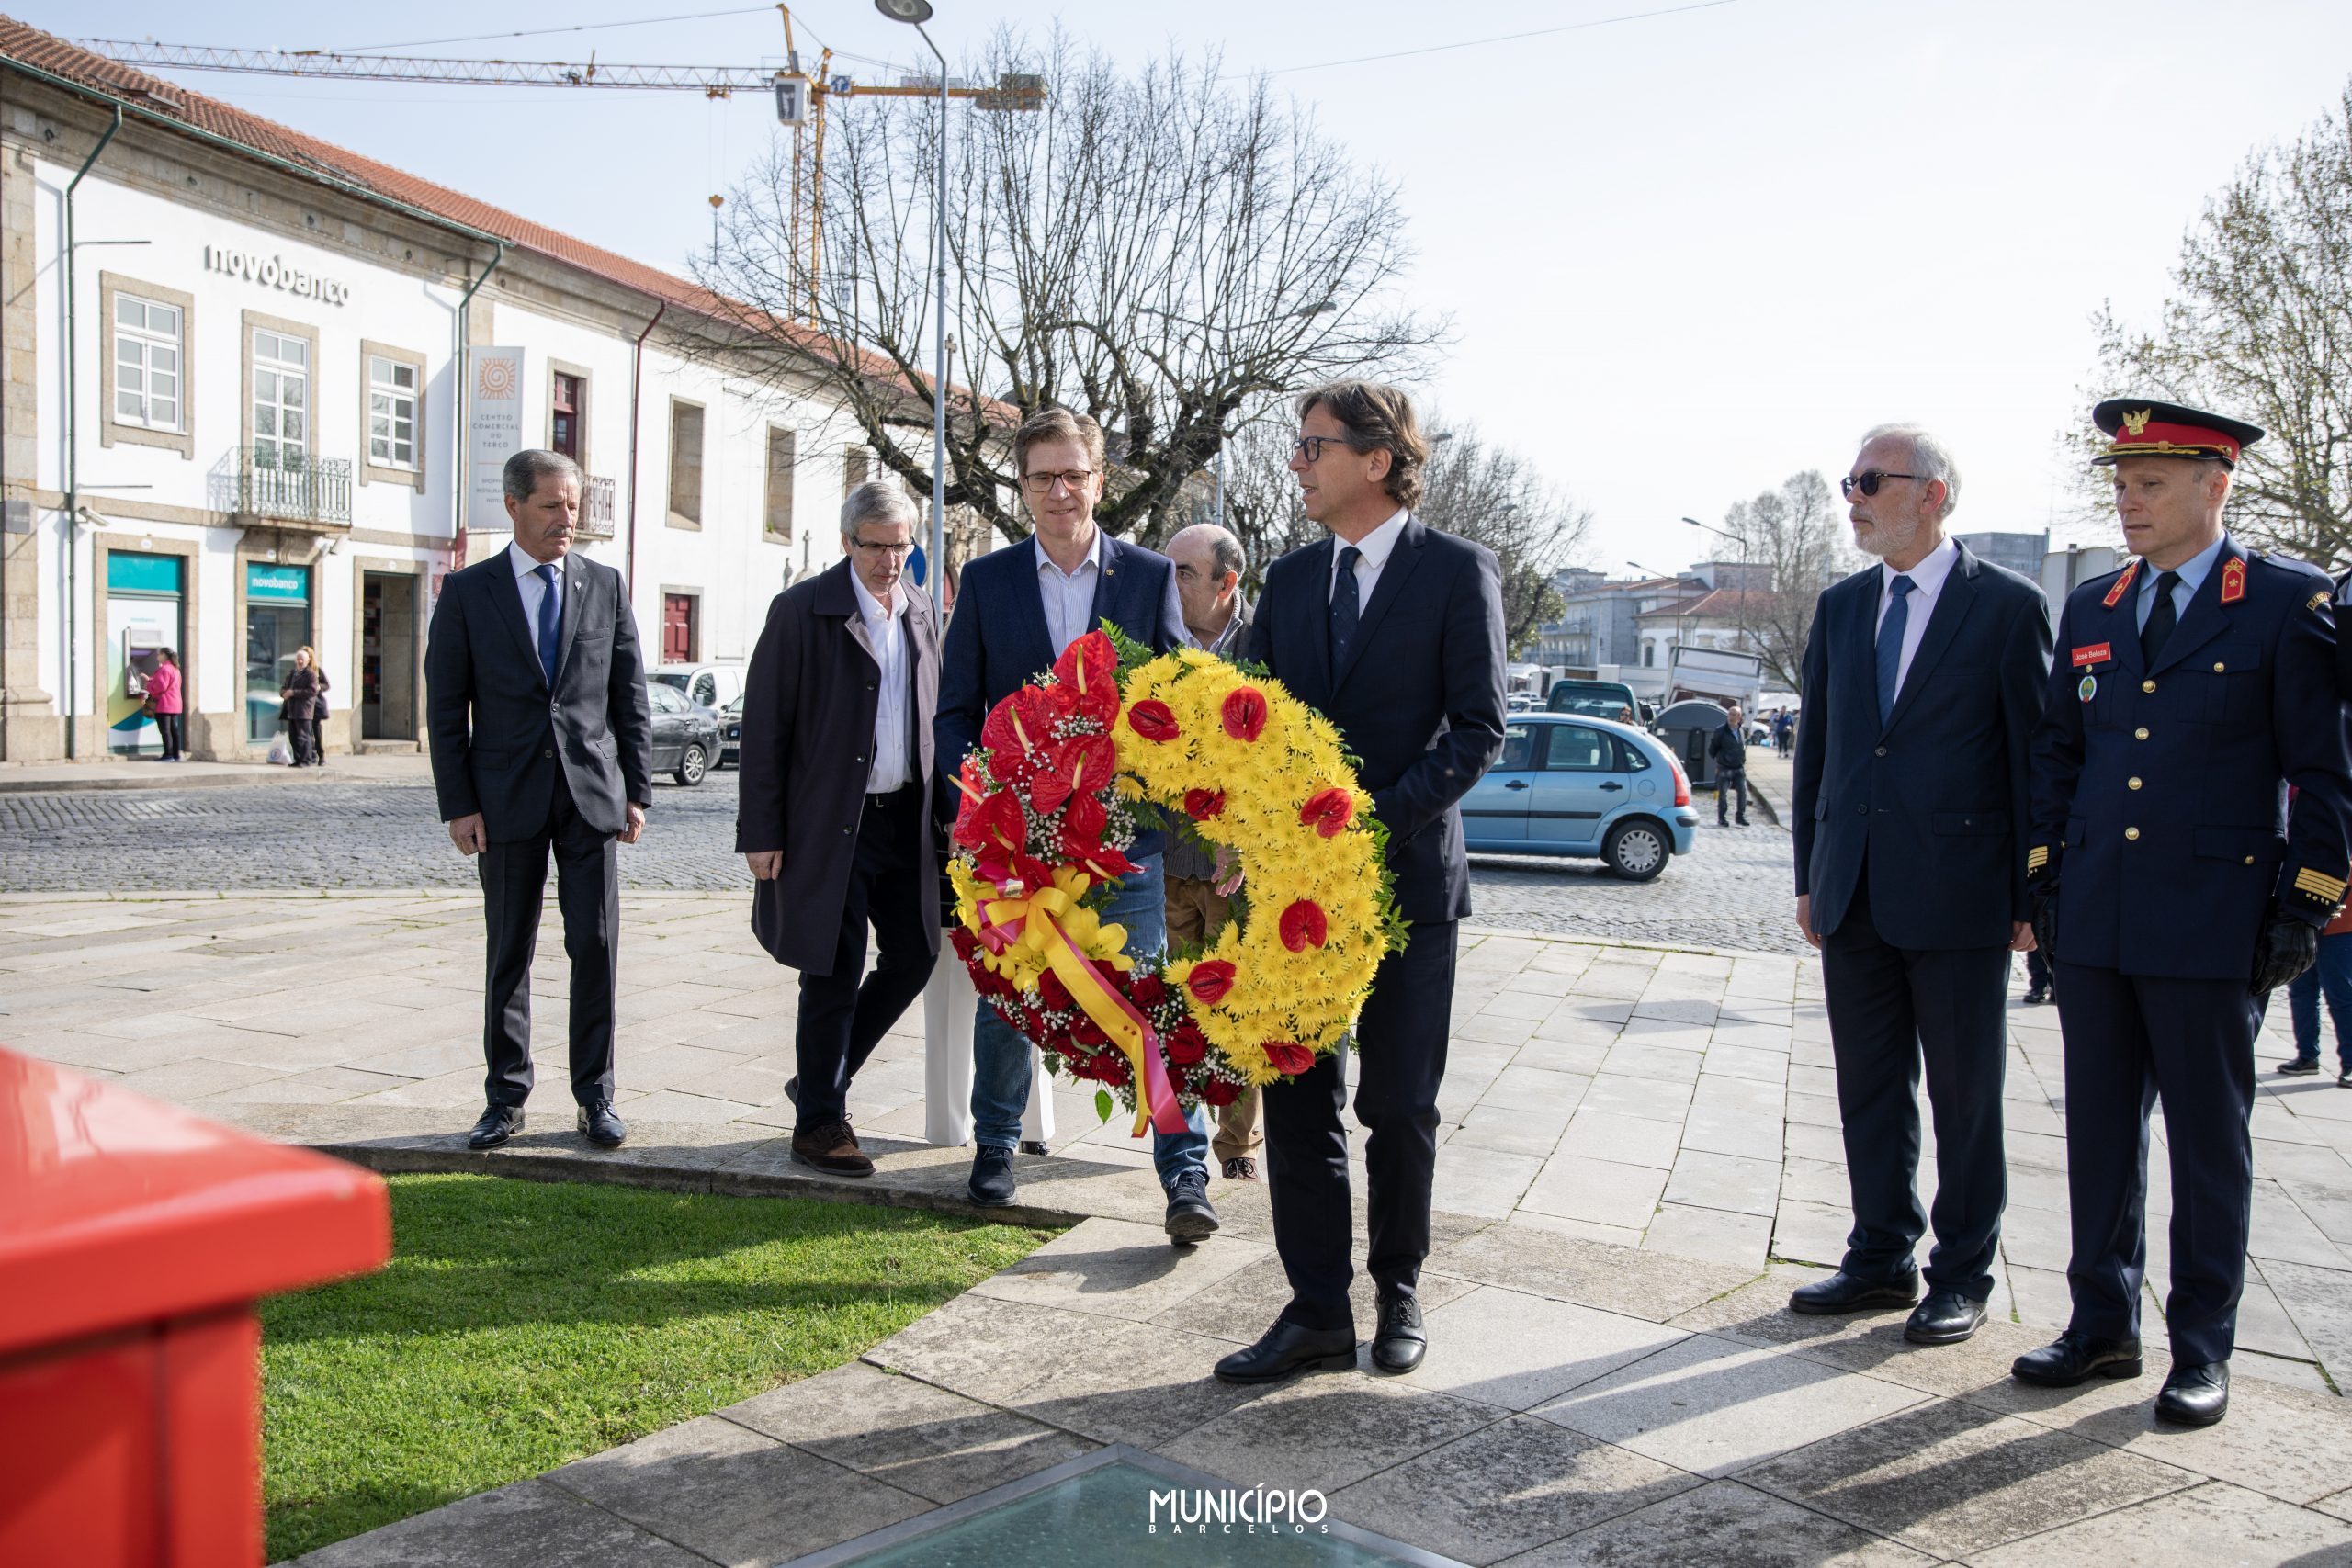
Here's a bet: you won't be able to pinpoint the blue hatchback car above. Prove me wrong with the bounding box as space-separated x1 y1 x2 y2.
1460 715 1700 880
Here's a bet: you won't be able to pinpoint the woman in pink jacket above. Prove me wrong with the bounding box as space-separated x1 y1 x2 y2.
147 649 183 762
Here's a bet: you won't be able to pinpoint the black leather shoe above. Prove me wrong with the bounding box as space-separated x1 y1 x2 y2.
968 1145 1016 1206
1789 1269 1920 1315
784 1075 800 1103
1213 1319 1359 1384
577 1100 627 1147
467 1104 523 1150
1164 1168 1218 1245
2278 1056 2323 1076
2010 1330 2143 1386
2155 1360 2229 1426
2023 983 2050 1006
1372 1295 1428 1374
1905 1289 1988 1346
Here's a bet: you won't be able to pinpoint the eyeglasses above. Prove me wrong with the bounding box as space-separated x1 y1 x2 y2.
852 538 916 558
1292 434 1351 464
1840 470 1922 499
1020 468 1095 495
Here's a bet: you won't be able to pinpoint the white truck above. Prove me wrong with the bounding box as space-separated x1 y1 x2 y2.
1663 646 1766 707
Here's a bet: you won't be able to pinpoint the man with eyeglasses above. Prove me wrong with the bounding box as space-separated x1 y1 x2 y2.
1789 425 2051 1352
934 406 1217 1241
737 480 944 1179
1214 381 1507 1385
2013 400 2350 1427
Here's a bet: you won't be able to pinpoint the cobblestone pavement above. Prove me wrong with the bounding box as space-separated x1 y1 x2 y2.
0 773 1807 951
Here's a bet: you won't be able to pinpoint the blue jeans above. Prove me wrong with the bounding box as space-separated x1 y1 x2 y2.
2288 931 2352 1070
970 854 1209 1190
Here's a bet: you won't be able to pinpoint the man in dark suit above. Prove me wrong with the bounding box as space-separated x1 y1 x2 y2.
2014 400 2351 1427
1790 424 2052 1347
737 481 941 1178
934 406 1216 1239
427 449 652 1152
1215 381 1507 1384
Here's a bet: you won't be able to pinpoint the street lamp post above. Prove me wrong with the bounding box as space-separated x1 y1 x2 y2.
876 0 951 608
1628 557 1692 670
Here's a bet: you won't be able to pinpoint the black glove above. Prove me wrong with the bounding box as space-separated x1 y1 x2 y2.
2030 879 2060 969
2251 907 2321 997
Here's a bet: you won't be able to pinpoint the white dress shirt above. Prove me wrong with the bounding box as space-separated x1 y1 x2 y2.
850 572 911 793
508 540 562 641
1035 529 1106 656
1873 535 1960 700
1329 507 1411 607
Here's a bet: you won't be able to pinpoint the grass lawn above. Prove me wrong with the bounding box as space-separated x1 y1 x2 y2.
261 1172 1055 1562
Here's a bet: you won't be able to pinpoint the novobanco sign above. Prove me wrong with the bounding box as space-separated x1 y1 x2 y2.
203 244 351 306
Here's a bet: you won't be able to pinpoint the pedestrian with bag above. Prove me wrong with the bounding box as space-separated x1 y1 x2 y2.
281 646 324 767
147 649 184 762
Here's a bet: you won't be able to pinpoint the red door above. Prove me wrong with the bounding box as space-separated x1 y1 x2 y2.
662 594 694 664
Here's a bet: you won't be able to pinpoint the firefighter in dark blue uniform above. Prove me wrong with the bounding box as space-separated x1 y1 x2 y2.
2014 400 2352 1427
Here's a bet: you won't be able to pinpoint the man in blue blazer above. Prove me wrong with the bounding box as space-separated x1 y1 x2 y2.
426 449 653 1153
934 406 1216 1238
1791 425 2052 1346
1215 382 1507 1384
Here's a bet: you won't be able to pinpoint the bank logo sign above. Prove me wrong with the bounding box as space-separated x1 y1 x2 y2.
202 244 350 306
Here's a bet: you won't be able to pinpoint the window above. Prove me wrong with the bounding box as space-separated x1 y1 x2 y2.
253 328 310 470
647 682 690 715
691 671 718 707
842 446 869 495
113 295 182 431
551 372 584 462
764 427 797 541
1497 725 1536 772
368 355 418 468
1542 725 1611 772
662 592 696 663
667 400 705 525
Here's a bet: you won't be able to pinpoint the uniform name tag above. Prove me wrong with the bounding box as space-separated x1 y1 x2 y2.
2071 643 2112 668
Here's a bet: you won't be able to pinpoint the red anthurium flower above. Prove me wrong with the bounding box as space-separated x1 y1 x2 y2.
1280 899 1329 952
1128 699 1180 742
958 788 1025 852
1165 1021 1207 1065
1220 686 1269 742
951 758 994 840
1183 788 1226 820
1055 733 1117 795
1185 959 1237 1005
1069 840 1141 883
1300 786 1354 838
1062 792 1108 843
1053 630 1120 721
1263 1042 1315 1076
1028 772 1074 816
982 687 1057 763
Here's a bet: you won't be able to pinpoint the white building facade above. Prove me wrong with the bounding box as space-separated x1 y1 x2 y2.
2 25 875 762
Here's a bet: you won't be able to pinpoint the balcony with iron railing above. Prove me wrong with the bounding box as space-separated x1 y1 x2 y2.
577 474 617 539
224 446 353 533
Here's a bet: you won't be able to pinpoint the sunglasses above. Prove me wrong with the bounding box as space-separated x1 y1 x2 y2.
1840 470 1921 499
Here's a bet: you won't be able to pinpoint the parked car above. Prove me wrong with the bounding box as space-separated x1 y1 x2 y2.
1460 715 1698 880
1545 677 1641 722
645 682 721 785
718 694 744 767
651 662 747 713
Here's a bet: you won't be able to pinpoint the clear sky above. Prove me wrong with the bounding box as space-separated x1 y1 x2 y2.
43 0 2352 573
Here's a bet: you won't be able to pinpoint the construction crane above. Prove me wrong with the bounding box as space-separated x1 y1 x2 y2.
70 7 1044 320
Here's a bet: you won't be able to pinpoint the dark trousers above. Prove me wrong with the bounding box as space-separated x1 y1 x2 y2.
2025 944 2053 993
1820 882 2008 1299
154 712 183 760
1716 767 1747 824
288 714 319 765
2287 931 2352 1070
478 776 619 1109
1261 919 1456 1332
795 784 937 1132
2055 962 2259 1364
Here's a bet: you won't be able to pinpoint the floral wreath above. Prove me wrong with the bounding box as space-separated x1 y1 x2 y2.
946 626 1403 1134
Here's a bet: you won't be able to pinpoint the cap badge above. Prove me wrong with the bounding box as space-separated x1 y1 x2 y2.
2121 409 2154 437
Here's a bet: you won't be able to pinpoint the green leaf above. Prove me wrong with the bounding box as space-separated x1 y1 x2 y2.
1093 1089 1114 1123
1040 1052 1062 1077
1100 617 1158 680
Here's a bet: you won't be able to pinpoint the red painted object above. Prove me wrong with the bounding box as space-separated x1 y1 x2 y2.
0 1049 390 1566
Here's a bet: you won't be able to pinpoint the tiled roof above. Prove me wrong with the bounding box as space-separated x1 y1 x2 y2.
1634 587 1758 620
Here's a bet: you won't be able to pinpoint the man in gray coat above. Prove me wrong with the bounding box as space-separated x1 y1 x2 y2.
737 482 943 1176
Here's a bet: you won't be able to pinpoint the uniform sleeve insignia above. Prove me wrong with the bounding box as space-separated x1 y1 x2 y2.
2027 845 2051 873
2295 868 2348 903
2120 409 2154 436
2221 557 2246 604
2101 559 2141 609
2310 590 2331 614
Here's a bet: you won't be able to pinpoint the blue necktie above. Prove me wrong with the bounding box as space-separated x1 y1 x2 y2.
1329 545 1363 670
534 564 560 686
1875 573 1915 728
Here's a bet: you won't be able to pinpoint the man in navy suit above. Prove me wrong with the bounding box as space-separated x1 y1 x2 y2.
1215 381 1507 1384
2014 400 2351 1427
1790 425 2052 1346
934 406 1216 1239
426 449 653 1153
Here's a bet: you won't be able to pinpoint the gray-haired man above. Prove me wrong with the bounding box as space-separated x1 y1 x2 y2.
1164 523 1261 1179
426 449 653 1153
738 481 944 1177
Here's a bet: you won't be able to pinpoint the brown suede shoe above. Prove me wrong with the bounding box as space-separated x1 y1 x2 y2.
791 1121 875 1178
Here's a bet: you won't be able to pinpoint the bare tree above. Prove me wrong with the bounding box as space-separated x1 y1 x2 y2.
1416 425 1593 656
691 33 1442 564
1716 470 1855 693
2075 82 2352 564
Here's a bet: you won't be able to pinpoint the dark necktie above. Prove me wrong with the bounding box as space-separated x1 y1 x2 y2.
2142 570 2183 667
1329 544 1363 670
535 563 561 686
1874 573 1916 728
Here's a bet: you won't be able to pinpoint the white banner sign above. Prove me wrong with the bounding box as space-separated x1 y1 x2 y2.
467 346 526 534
